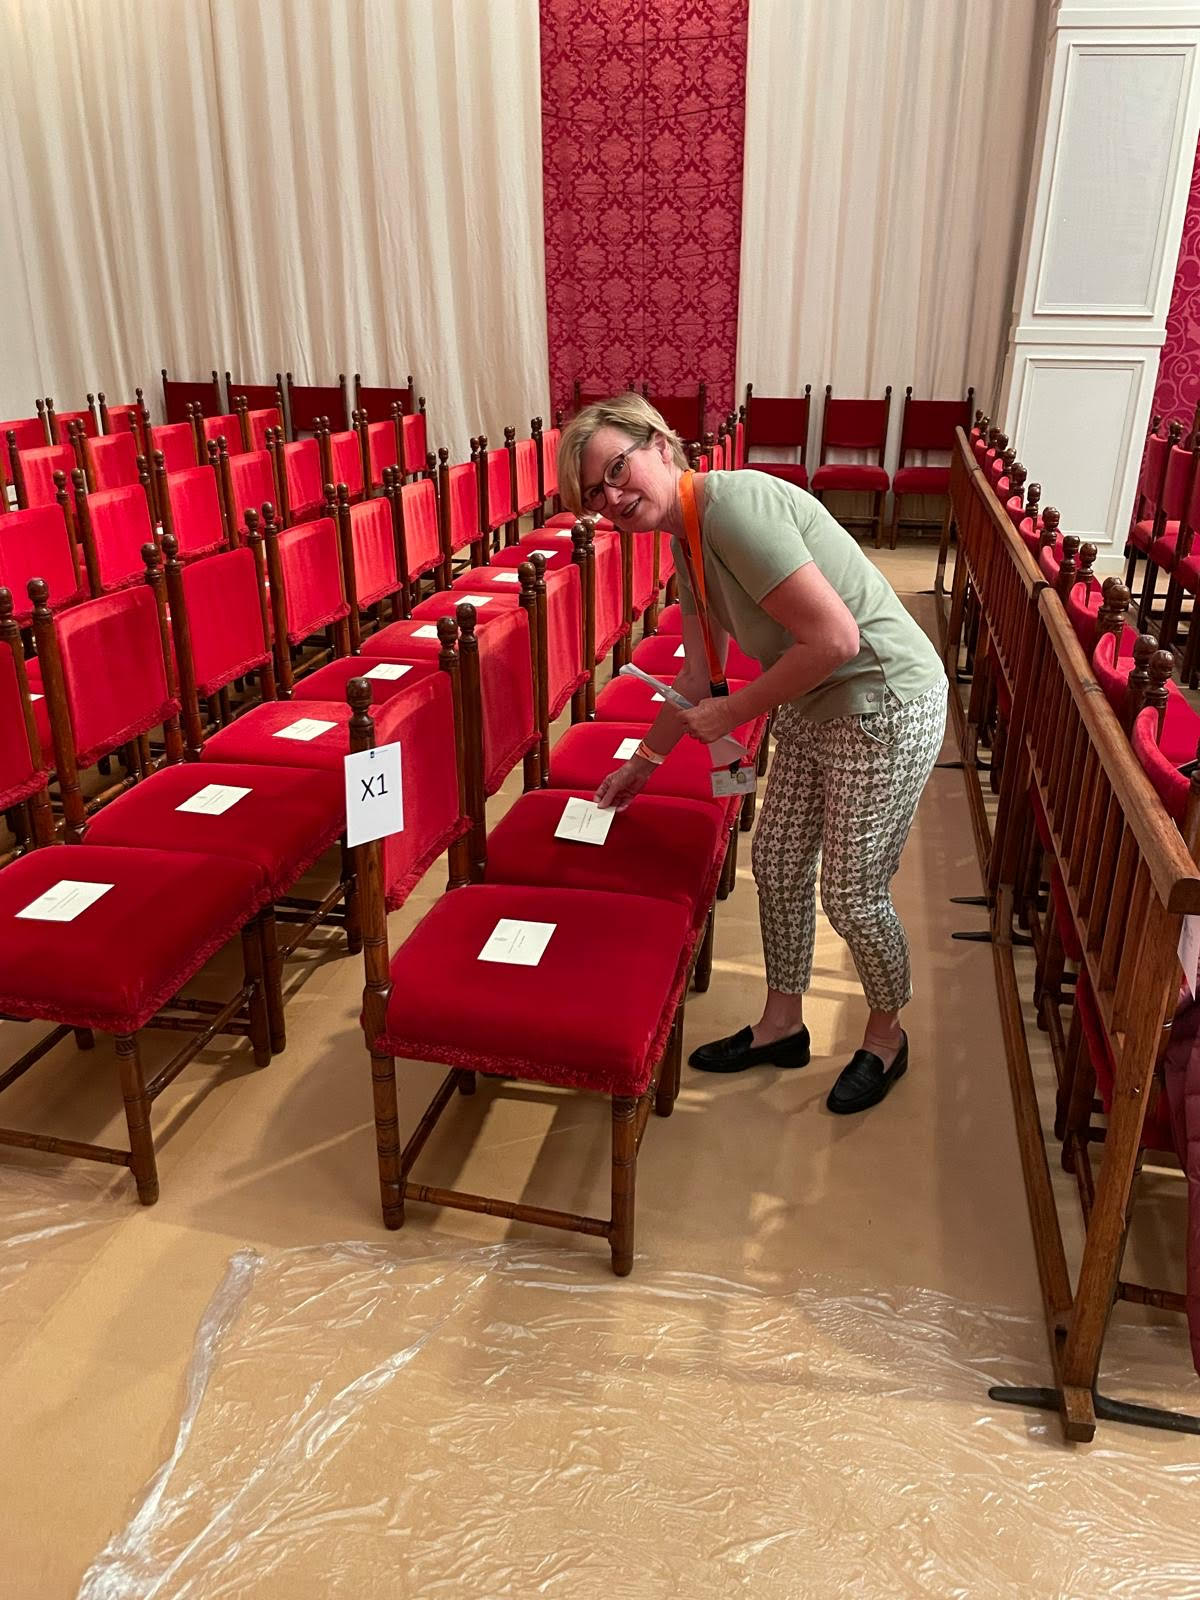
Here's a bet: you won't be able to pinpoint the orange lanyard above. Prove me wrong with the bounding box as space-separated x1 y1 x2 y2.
678 470 728 696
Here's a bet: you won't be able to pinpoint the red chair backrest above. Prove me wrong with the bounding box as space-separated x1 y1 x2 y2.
51 408 97 442
328 430 364 498
0 506 83 623
19 446 74 508
226 450 278 534
381 669 463 911
821 392 889 451
245 408 281 451
1160 443 1194 522
485 447 513 529
1064 574 1105 655
398 478 441 580
0 643 44 808
348 499 399 604
55 586 177 767
151 422 198 474
166 467 226 560
541 426 560 497
401 412 427 474
282 439 324 519
227 379 281 412
181 547 271 696
201 413 241 448
1131 705 1188 823
733 419 744 468
513 437 539 514
81 485 156 593
1091 627 1130 711
1138 429 1170 502
276 517 348 643
445 461 480 554
355 377 415 421
366 420 399 483
87 431 141 492
286 376 348 435
747 391 810 450
898 394 968 461
1 417 48 453
162 372 222 424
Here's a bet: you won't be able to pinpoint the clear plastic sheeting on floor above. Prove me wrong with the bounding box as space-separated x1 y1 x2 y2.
80 1239 1200 1600
0 1165 121 1360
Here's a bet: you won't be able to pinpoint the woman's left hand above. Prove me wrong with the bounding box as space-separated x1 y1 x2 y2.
677 696 738 745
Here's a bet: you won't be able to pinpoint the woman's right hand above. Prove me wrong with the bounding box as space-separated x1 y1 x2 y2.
594 756 654 812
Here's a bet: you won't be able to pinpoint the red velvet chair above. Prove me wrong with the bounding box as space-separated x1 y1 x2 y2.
254 506 352 692
887 386 974 548
196 412 243 456
161 369 222 425
0 841 275 1202
43 399 98 443
72 476 157 595
478 432 518 553
214 438 282 542
437 444 486 581
155 460 229 562
353 372 416 427
1125 419 1179 595
2 414 51 463
345 679 689 1273
357 408 400 492
0 504 85 624
11 444 76 510
97 391 151 457
1131 704 1200 832
399 588 541 793
400 409 428 479
810 385 892 544
270 434 325 524
647 384 706 442
316 417 366 504
150 421 199 474
742 383 811 489
532 415 561 525
84 426 145 494
284 372 350 437
393 470 445 598
0 586 53 856
1135 434 1196 630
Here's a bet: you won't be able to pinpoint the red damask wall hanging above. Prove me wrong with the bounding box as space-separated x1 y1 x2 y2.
1154 138 1200 429
540 0 749 436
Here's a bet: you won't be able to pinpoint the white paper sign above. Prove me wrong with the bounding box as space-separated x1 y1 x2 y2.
478 918 556 967
490 570 522 582
176 783 251 816
273 717 337 742
674 644 686 657
363 661 412 681
1180 915 1200 998
455 594 492 607
531 549 561 559
17 880 113 922
344 741 404 847
30 693 43 702
412 624 441 638
554 796 616 846
614 737 641 760
652 693 665 702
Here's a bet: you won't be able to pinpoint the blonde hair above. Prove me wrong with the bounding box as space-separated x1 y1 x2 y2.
557 392 688 514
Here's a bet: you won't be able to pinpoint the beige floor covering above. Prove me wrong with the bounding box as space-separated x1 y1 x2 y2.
0 547 1197 1596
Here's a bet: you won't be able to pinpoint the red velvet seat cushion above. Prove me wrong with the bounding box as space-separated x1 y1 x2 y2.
0 506 84 623
1150 528 1181 569
402 597 537 792
547 721 750 818
656 603 684 635
1175 551 1200 593
0 844 262 1033
746 462 810 490
85 761 343 902
632 631 762 681
892 465 950 496
292 655 440 708
491 540 577 573
1128 517 1162 554
200 699 393 773
594 673 752 724
374 884 689 1097
484 790 725 936
811 463 889 493
545 513 613 530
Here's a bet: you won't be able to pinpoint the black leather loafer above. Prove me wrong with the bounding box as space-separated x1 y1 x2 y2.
689 1024 810 1073
826 1034 908 1114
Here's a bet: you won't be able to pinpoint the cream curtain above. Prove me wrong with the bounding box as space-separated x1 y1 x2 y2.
737 0 1050 429
0 0 548 456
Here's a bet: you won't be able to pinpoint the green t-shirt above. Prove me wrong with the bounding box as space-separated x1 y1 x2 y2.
671 471 945 722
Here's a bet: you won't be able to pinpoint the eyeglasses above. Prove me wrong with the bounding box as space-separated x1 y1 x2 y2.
581 440 650 513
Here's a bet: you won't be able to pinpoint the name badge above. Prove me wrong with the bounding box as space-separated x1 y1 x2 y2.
711 767 757 799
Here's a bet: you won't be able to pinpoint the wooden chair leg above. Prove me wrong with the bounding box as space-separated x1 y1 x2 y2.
241 919 272 1068
259 907 286 1054
372 1051 405 1229
693 906 715 993
115 1033 158 1205
655 1011 682 1118
341 835 362 955
609 1095 638 1276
